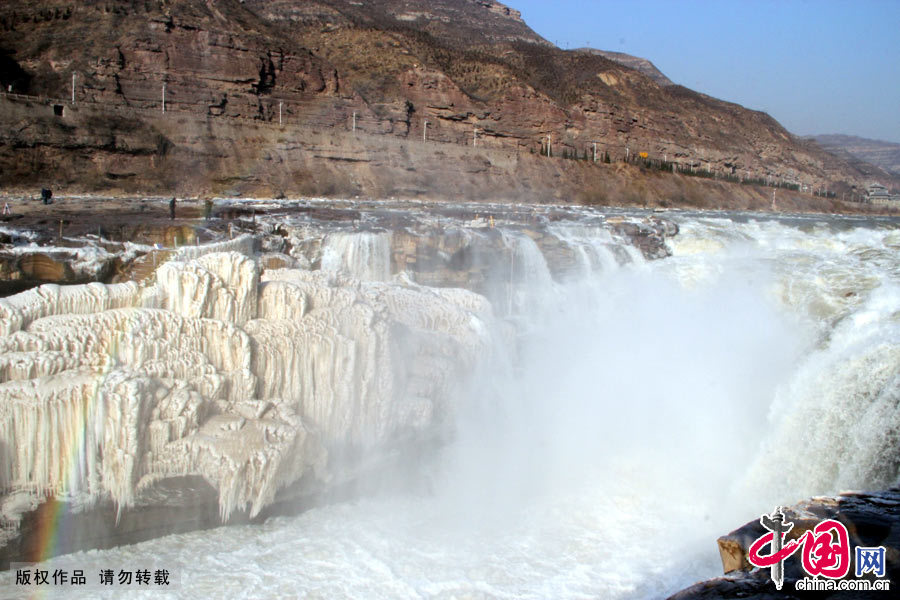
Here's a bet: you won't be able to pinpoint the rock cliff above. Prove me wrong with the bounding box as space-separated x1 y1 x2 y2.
0 0 891 205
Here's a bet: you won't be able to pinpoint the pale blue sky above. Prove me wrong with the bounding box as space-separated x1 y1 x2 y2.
506 0 900 143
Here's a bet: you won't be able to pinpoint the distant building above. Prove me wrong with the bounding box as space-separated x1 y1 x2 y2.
866 183 889 200
865 183 900 207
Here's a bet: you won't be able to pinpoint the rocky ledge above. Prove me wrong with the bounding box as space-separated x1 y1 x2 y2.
670 488 900 599
0 199 678 297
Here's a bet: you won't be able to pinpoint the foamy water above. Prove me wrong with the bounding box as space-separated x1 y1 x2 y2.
2 213 898 600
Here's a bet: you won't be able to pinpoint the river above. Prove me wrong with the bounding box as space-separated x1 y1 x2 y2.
1 206 898 599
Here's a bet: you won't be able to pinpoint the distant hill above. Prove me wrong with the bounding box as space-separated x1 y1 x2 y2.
810 135 900 178
574 48 673 87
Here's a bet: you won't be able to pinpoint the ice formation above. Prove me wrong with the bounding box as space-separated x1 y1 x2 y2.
0 281 141 336
0 239 496 520
320 231 392 281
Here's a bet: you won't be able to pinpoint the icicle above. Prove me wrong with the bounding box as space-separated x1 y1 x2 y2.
0 247 494 521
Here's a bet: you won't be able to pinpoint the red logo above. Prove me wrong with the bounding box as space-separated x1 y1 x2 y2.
749 517 851 579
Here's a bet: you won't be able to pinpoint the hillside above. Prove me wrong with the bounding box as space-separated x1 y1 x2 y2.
574 48 674 87
811 134 900 178
0 0 887 205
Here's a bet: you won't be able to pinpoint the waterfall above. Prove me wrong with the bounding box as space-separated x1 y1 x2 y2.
664 218 900 503
320 231 392 281
548 224 627 277
498 231 556 318
1 209 898 599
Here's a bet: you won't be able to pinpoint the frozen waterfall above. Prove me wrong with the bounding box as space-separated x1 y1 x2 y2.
1 209 898 599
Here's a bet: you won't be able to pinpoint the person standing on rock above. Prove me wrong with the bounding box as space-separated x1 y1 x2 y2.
204 198 213 220
2 202 10 215
169 197 176 220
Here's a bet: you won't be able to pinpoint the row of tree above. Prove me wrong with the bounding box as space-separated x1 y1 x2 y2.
531 143 834 196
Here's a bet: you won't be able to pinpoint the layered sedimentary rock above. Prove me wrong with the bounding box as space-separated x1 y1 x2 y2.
0 0 891 200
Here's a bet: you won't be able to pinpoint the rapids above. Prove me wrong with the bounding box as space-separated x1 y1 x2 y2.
0 207 898 599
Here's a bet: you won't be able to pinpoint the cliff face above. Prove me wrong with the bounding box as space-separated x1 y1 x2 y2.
0 0 344 117
0 0 884 200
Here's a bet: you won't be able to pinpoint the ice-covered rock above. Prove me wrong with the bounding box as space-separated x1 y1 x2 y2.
146 400 325 520
148 252 259 325
171 233 256 262
0 369 192 512
0 247 495 522
0 281 141 336
251 269 494 446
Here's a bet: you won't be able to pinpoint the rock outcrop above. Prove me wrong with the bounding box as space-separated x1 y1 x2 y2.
575 48 674 87
669 488 900 599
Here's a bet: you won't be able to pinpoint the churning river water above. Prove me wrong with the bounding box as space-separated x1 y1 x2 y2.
2 208 898 599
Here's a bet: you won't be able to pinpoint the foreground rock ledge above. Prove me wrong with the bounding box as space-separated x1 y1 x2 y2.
669 488 900 599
